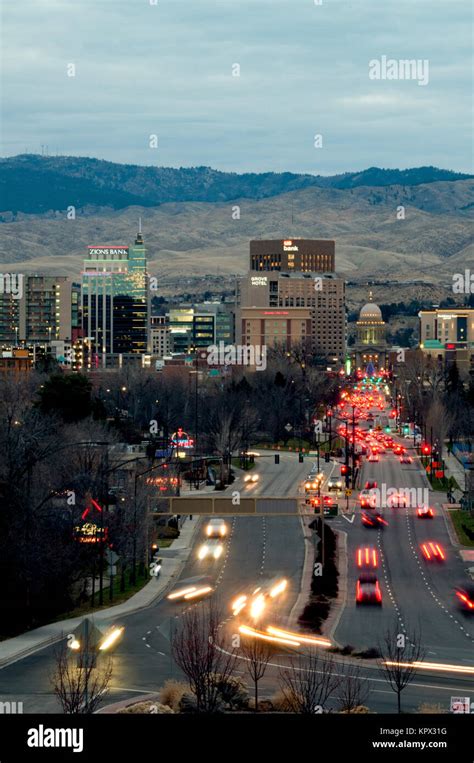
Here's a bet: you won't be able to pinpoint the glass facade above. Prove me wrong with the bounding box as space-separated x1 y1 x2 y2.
82 233 148 365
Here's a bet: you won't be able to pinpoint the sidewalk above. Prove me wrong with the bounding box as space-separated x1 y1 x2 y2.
0 516 202 669
444 451 467 498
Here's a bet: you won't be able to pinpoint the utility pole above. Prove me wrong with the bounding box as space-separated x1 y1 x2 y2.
344 419 349 488
328 408 332 454
351 405 356 489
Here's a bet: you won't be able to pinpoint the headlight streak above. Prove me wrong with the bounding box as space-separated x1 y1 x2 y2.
98 626 124 651
383 660 474 676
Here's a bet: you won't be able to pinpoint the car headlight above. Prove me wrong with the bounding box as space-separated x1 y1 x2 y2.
198 546 208 560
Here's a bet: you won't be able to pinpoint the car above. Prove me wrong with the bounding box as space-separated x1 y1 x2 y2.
399 455 413 464
417 506 434 518
244 473 259 484
454 584 474 613
365 480 378 490
359 489 377 509
197 538 224 560
328 477 342 491
205 518 228 537
420 542 445 561
387 492 408 508
311 495 334 508
167 576 213 602
393 445 405 456
367 452 379 462
361 511 388 528
231 577 288 620
356 546 379 568
356 573 382 605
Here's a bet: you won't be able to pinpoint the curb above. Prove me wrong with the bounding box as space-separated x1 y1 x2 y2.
288 514 314 628
322 528 347 646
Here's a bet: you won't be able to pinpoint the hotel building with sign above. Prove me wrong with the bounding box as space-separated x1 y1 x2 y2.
237 239 346 364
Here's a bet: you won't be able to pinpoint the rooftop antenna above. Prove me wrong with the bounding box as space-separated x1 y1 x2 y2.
138 216 142 235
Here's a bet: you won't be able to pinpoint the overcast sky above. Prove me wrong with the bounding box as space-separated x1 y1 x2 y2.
1 0 472 174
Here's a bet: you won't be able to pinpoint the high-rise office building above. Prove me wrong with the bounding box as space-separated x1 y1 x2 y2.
20 276 81 343
419 307 474 377
168 308 215 354
250 239 335 273
150 315 170 358
82 223 148 367
0 275 80 347
238 238 345 364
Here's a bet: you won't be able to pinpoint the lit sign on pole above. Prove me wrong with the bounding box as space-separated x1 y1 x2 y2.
74 498 108 543
171 428 194 449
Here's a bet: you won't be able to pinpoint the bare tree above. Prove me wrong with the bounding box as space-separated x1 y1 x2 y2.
278 648 342 715
378 621 426 713
171 599 238 713
240 635 274 711
337 662 370 713
51 645 113 714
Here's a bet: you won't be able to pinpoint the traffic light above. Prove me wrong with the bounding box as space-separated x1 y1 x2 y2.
298 452 304 463
325 452 330 463
421 444 431 456
341 464 348 475
385 425 391 433
274 454 280 464
403 425 410 435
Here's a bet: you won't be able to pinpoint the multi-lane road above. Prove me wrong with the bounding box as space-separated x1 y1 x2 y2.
0 435 472 714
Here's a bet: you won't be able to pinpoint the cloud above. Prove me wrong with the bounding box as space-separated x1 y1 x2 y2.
1 0 472 173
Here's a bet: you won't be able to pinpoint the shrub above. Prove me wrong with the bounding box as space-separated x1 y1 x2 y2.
118 701 174 714
417 703 447 714
213 674 248 710
157 525 179 540
298 597 330 632
158 680 188 712
270 690 292 712
353 647 381 660
179 693 198 713
341 644 355 655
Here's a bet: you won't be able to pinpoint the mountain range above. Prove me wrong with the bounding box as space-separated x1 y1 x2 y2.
0 154 472 215
0 155 472 308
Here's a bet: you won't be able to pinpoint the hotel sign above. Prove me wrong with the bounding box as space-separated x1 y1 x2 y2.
250 276 268 286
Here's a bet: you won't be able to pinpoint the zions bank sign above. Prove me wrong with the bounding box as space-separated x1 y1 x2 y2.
88 246 129 257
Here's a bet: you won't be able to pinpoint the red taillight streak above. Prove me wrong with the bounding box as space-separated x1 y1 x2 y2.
456 592 474 609
373 550 378 567
357 549 362 566
356 581 361 601
422 544 431 559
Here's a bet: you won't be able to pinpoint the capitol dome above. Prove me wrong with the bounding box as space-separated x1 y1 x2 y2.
359 302 382 321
